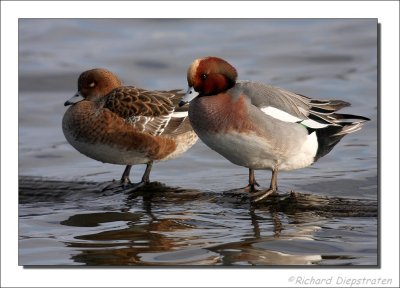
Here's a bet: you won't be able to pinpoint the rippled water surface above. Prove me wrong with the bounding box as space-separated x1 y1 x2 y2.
18 19 378 266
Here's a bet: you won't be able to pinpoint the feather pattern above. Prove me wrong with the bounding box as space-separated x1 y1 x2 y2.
63 68 198 186
104 86 190 136
236 81 367 129
234 80 370 160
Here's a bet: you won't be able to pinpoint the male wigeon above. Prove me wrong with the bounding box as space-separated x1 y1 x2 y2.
63 68 198 189
179 57 370 202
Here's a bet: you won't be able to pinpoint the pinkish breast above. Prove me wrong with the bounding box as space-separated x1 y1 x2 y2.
189 93 257 134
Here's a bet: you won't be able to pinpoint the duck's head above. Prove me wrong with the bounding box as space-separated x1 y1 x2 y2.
65 68 122 106
179 56 237 106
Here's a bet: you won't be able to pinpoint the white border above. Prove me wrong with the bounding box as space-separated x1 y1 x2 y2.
2 1 399 287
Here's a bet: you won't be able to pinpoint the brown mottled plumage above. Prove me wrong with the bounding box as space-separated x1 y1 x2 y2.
62 68 197 187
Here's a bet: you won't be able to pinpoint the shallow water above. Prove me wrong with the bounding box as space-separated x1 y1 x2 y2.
18 19 378 266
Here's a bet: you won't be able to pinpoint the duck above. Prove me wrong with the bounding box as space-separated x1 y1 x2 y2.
63 68 198 189
179 56 370 202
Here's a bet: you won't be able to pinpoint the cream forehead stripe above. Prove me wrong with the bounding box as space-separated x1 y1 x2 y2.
188 59 201 80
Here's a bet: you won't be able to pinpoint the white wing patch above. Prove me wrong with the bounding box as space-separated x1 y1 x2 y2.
300 119 329 129
171 111 188 118
261 106 329 129
261 106 302 122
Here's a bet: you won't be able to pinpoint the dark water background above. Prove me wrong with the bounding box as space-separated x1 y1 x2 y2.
18 19 378 266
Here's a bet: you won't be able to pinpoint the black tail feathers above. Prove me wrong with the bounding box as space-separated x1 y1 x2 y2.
314 114 370 161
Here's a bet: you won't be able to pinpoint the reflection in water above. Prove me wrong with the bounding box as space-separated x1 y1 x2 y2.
62 208 327 265
249 207 261 239
214 244 322 266
65 215 189 265
54 181 360 266
19 177 377 266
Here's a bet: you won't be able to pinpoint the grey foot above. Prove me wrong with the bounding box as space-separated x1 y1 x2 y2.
124 180 148 192
243 181 260 193
251 188 277 203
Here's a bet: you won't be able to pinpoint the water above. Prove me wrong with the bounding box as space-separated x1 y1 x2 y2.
18 19 378 266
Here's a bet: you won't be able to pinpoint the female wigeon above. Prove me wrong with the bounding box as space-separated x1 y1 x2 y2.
179 57 370 202
63 68 198 189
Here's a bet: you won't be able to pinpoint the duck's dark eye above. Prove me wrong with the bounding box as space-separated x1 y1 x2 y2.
201 74 207 80
89 82 96 88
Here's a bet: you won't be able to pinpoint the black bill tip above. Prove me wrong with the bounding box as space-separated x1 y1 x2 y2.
178 100 187 107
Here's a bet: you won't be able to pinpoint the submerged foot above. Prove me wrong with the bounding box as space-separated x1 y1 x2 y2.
101 179 151 193
250 188 277 203
124 180 149 192
101 177 132 192
243 181 260 193
101 163 153 192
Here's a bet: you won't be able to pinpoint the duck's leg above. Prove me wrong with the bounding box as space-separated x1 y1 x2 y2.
120 165 132 187
242 168 260 192
227 169 259 196
102 162 154 192
251 168 278 202
101 165 133 192
245 168 260 192
141 161 153 184
126 161 154 190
